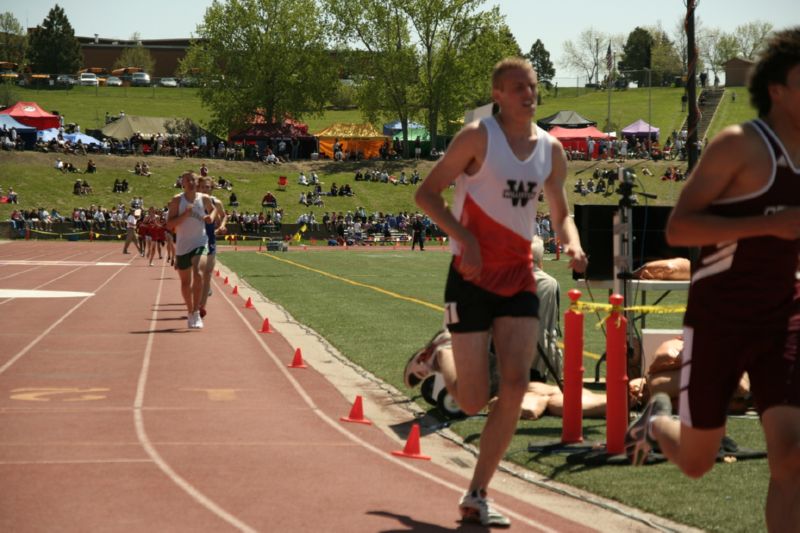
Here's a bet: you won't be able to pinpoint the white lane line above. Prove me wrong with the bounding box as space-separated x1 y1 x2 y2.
0 290 94 298
0 261 128 266
0 250 89 281
0 263 129 376
217 283 561 533
0 250 128 306
134 264 257 533
0 459 152 466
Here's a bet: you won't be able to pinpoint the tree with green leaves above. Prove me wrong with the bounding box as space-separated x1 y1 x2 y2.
325 0 418 157
700 29 739 81
620 27 653 86
525 39 555 86
26 4 82 75
0 12 27 66
404 1 515 148
185 0 337 135
114 34 156 74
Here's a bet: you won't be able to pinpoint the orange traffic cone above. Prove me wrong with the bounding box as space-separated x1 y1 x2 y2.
391 423 430 460
232 285 239 295
245 297 254 309
340 395 372 425
215 270 220 277
260 317 272 333
288 348 307 369
223 276 229 285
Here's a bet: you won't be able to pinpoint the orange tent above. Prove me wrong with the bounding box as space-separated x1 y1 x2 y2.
316 123 387 159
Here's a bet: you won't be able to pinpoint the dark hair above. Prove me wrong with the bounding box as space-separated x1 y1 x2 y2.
748 27 800 117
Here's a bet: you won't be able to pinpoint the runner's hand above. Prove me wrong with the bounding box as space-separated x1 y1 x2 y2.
458 233 482 282
564 243 588 274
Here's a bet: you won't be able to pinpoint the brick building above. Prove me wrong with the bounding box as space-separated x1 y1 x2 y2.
76 35 191 78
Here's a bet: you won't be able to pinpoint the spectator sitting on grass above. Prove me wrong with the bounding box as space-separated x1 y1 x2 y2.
7 187 18 204
86 159 97 174
261 191 277 208
229 191 239 207
298 172 309 186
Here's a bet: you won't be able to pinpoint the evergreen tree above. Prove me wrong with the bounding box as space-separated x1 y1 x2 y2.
525 39 555 86
26 4 82 75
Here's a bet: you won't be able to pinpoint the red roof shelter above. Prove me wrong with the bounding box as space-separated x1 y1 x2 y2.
0 101 60 130
549 126 610 157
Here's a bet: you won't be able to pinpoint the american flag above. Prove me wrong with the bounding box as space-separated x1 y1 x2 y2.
606 44 613 72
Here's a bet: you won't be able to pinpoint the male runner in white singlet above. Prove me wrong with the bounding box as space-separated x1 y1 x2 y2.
412 57 587 527
625 28 800 532
166 172 216 329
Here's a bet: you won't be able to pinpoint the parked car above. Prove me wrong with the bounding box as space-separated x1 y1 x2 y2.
131 72 151 87
179 76 198 87
159 77 178 88
56 74 78 86
79 72 99 86
105 76 123 87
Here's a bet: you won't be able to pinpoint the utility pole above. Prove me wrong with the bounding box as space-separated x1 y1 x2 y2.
686 0 699 171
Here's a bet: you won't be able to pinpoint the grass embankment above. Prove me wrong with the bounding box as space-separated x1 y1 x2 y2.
0 149 694 224
219 250 766 533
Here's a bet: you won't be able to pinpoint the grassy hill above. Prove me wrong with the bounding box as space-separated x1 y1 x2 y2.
1 82 759 223
6 82 746 140
0 149 691 225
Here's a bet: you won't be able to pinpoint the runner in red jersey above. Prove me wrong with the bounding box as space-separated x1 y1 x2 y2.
626 28 800 532
414 57 587 527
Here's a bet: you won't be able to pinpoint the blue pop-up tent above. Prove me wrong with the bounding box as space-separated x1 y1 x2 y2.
0 114 37 149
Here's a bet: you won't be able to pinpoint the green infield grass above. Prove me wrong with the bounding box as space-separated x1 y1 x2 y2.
217 248 767 533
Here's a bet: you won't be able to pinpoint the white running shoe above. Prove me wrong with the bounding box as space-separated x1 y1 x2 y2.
187 312 196 329
194 312 204 329
459 489 510 527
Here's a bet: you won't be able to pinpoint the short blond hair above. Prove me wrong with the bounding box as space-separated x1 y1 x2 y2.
492 57 536 89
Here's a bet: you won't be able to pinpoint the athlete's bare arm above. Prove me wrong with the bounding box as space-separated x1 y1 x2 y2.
165 195 185 232
543 143 587 273
200 194 216 224
667 124 800 246
415 122 487 281
213 198 228 234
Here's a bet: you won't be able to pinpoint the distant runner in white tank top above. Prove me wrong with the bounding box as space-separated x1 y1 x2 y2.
166 171 216 329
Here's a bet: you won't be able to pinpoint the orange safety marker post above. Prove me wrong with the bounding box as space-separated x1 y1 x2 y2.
605 294 628 455
232 285 239 295
391 423 431 460
561 289 585 444
288 348 307 369
340 395 372 425
245 297 254 309
259 317 272 333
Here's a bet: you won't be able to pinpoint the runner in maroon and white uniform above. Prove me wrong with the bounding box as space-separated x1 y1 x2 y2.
625 28 800 532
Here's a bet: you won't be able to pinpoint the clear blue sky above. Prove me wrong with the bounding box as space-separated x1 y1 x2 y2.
2 0 798 77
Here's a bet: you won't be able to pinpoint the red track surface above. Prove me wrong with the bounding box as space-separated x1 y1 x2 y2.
0 242 633 532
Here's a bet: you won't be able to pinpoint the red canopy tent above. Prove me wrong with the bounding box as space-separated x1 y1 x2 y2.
549 126 610 158
0 101 60 130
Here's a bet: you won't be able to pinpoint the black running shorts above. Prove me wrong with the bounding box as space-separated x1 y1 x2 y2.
681 320 800 429
444 261 539 333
